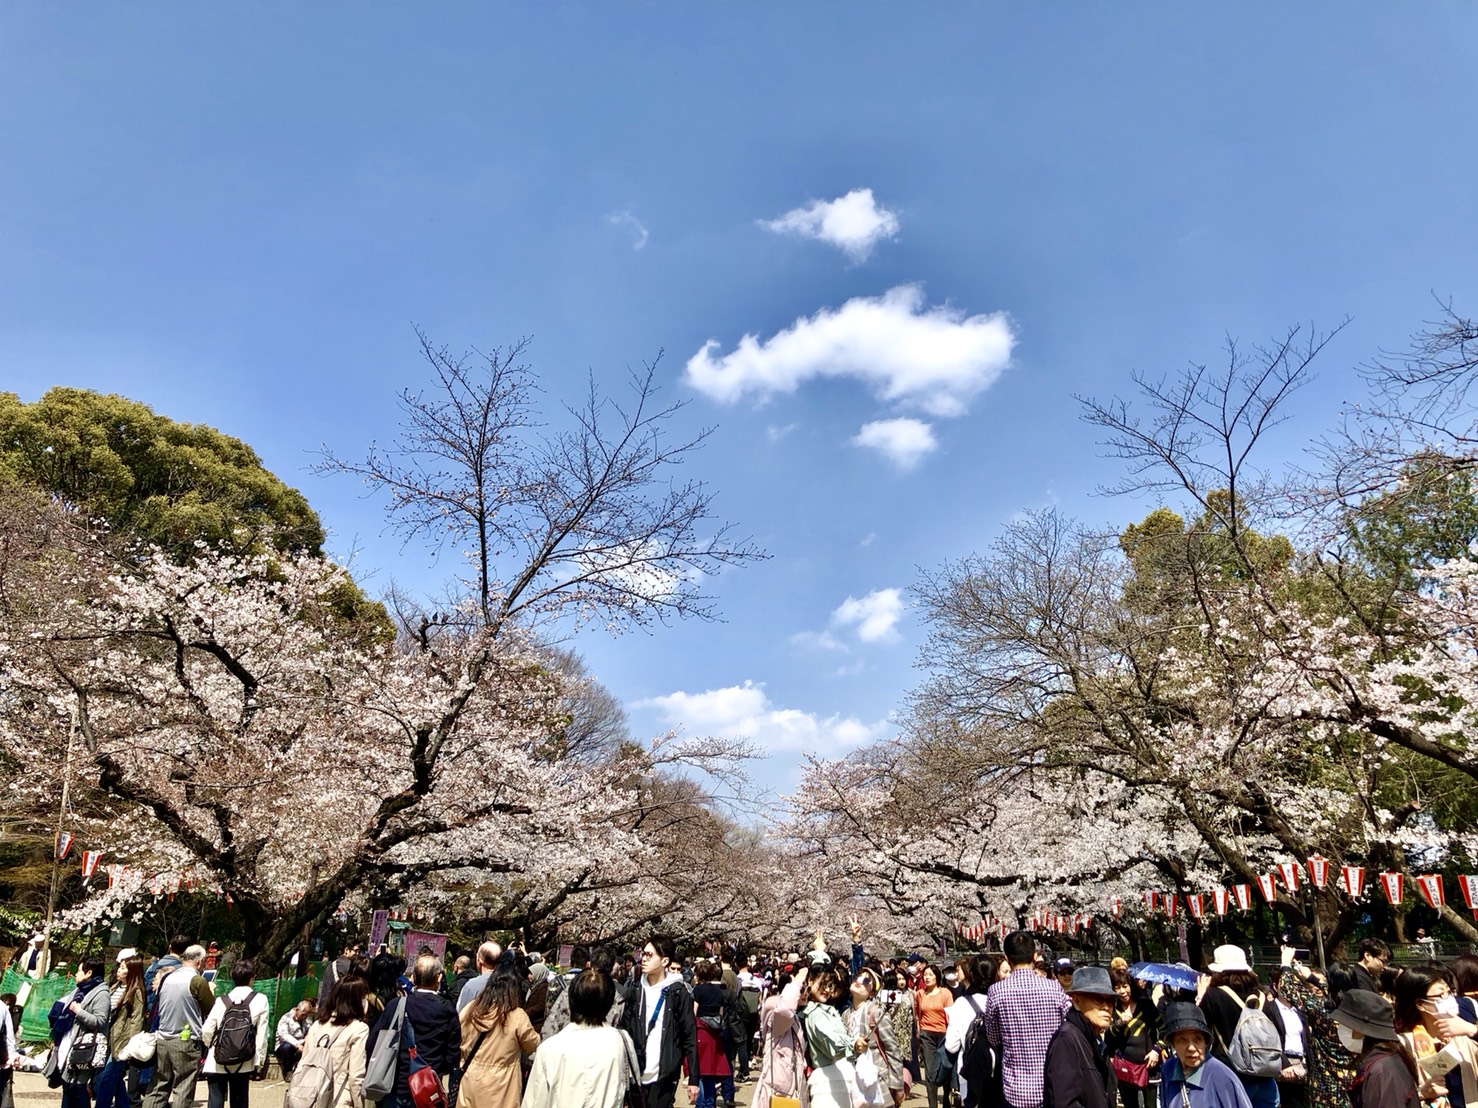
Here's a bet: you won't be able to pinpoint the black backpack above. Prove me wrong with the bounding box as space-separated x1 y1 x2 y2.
959 995 994 1094
214 995 257 1068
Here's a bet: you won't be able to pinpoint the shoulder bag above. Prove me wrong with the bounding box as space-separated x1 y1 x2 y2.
362 998 406 1102
402 1010 448 1108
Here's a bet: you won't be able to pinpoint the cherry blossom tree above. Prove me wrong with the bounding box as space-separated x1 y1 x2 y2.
2 337 766 966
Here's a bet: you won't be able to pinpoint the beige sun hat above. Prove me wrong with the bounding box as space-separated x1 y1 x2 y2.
1207 944 1252 973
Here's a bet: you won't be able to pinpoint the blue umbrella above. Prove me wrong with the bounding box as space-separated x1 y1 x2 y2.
1128 962 1200 991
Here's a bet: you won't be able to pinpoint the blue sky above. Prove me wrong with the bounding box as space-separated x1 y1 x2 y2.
6 5 1478 801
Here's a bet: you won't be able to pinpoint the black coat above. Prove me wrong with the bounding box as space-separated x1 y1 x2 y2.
1043 1010 1115 1108
366 990 462 1098
622 977 700 1087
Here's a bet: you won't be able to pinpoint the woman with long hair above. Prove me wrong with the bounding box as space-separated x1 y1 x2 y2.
847 968 906 1108
459 968 540 1108
944 955 998 1108
914 965 954 1108
754 967 808 1108
1391 961 1478 1107
801 963 865 1108
316 977 370 1108
95 956 145 1108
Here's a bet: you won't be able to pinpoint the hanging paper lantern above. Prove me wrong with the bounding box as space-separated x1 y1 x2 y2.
81 851 102 878
1340 866 1366 898
1164 894 1178 919
56 831 74 860
1307 856 1330 889
1143 891 1157 912
1233 884 1252 911
1110 895 1122 919
1256 873 1278 903
1459 876 1478 915
1213 888 1232 916
1277 862 1301 893
1416 874 1445 910
1188 894 1205 921
1380 872 1405 905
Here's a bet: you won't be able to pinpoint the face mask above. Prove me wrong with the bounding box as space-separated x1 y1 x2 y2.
1434 997 1461 1018
1337 1026 1364 1054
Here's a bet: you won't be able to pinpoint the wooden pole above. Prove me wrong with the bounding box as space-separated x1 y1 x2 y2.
40 705 79 972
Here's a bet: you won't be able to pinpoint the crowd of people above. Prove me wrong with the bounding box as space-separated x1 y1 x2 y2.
13 927 1478 1108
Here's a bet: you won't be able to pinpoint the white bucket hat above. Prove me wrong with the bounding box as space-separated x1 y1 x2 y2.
1207 944 1252 973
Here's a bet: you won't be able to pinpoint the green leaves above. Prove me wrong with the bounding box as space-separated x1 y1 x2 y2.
0 388 325 558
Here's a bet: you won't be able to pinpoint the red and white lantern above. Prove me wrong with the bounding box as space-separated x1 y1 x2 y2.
1340 866 1366 899
1380 872 1405 905
81 850 102 878
1416 874 1446 910
1213 888 1233 916
1110 895 1122 919
1233 884 1252 911
1307 856 1330 889
1143 891 1157 912
1278 862 1301 893
1188 894 1205 921
1459 876 1478 914
1163 894 1178 919
1256 873 1278 903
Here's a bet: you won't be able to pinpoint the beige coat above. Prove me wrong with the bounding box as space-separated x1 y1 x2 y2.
459 1006 541 1108
320 1019 369 1108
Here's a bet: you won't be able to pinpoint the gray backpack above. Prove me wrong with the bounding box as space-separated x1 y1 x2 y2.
1219 987 1284 1078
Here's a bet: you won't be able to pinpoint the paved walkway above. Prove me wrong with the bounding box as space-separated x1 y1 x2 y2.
13 1066 933 1108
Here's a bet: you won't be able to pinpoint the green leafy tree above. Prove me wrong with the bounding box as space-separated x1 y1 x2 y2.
0 388 325 557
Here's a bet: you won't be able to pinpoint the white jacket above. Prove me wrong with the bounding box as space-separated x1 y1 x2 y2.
522 1024 634 1108
201 986 271 1074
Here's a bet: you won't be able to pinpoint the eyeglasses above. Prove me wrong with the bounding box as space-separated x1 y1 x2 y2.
641 949 658 959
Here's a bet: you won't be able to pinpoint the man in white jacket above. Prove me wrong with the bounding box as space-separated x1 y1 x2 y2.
200 959 271 1108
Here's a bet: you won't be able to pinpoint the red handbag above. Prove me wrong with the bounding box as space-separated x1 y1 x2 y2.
1111 1055 1150 1089
402 1011 448 1108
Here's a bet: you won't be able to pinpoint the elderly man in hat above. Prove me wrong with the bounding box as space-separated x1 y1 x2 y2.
1160 1002 1253 1108
1043 966 1118 1108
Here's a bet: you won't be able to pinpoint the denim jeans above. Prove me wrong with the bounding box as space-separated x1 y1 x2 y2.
94 1061 140 1108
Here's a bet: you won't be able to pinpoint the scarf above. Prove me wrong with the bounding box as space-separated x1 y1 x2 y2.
51 977 103 1045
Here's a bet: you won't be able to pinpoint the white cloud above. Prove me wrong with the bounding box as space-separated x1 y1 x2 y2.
760 188 900 261
684 284 1014 418
766 422 799 442
853 417 937 469
831 588 906 643
606 210 649 250
789 629 847 653
636 681 886 755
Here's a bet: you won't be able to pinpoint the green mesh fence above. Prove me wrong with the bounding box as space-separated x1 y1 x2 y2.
5 966 320 1043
